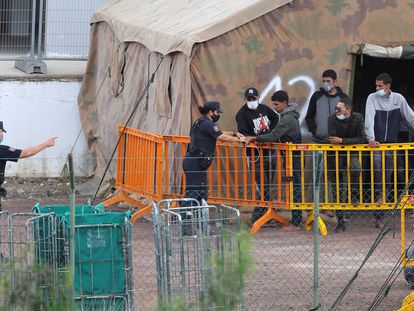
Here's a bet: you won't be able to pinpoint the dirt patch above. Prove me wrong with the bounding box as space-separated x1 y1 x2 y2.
0 176 101 212
0 178 412 310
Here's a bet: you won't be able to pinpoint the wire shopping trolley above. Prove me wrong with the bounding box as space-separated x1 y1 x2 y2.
152 199 242 309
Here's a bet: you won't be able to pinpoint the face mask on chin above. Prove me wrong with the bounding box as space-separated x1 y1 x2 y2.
211 114 220 123
323 82 335 92
377 89 387 97
247 100 259 110
336 114 346 120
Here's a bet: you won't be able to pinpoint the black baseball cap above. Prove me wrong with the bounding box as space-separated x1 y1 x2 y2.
204 101 223 113
0 121 6 133
244 87 259 98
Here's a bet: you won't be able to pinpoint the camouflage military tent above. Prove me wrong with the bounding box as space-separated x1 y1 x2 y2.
78 0 414 176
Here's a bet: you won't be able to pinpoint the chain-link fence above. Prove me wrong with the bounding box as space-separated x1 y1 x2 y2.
2 151 414 310
98 126 414 309
0 0 107 61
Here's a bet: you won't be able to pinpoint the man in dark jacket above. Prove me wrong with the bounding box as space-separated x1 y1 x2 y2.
306 69 348 143
327 98 365 232
236 87 279 225
247 90 302 230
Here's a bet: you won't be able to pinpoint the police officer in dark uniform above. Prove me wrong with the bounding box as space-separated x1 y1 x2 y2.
0 121 57 202
182 101 247 204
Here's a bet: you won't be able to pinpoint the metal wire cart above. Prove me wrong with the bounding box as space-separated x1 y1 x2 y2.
152 199 242 309
0 205 134 311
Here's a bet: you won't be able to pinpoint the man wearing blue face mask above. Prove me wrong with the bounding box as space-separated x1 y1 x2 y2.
365 73 414 228
305 69 348 143
236 87 279 225
327 98 365 232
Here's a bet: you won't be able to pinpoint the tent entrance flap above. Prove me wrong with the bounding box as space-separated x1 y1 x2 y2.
349 43 414 59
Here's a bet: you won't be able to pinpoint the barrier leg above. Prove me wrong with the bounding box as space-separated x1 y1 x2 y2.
131 205 153 224
401 292 414 308
304 212 327 236
251 207 288 234
103 191 153 224
103 190 150 209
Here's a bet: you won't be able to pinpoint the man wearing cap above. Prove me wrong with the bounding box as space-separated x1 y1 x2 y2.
247 90 302 230
0 121 57 188
236 87 279 225
183 101 247 205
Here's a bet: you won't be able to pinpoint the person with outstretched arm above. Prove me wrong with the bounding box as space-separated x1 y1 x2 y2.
0 121 57 187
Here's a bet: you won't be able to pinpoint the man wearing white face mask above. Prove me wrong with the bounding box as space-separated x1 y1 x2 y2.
305 69 348 143
365 73 414 228
236 87 279 225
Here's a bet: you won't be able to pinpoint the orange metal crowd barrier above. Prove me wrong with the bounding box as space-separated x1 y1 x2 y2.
103 125 292 229
103 126 414 240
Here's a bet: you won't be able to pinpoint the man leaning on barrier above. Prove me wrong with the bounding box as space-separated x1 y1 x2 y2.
246 90 302 231
365 73 414 228
327 98 365 232
236 87 279 226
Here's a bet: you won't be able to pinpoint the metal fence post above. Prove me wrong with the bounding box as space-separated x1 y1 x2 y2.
37 0 44 62
30 0 36 61
68 153 75 299
14 0 47 73
312 150 324 310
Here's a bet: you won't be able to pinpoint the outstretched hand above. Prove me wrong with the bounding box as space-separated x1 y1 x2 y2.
45 137 58 148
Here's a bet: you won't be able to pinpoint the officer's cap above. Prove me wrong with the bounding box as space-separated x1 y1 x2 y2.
204 101 223 113
0 122 7 133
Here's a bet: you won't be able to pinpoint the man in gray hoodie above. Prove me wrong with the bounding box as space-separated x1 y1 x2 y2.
305 69 348 143
247 90 302 230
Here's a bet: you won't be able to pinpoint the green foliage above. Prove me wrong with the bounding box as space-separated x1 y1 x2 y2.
0 259 73 311
158 227 253 311
325 0 351 16
325 43 348 65
157 297 189 311
200 229 253 311
242 36 265 55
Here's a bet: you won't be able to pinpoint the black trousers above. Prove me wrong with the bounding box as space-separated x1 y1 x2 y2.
182 155 208 204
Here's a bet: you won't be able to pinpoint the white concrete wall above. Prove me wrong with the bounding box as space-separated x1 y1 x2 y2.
0 80 90 177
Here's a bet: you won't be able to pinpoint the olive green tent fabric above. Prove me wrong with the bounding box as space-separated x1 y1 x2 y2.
79 0 414 178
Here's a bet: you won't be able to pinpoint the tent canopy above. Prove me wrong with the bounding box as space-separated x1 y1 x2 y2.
91 0 291 56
